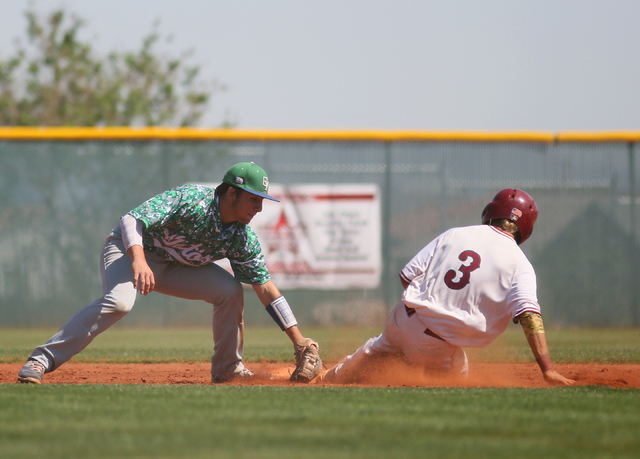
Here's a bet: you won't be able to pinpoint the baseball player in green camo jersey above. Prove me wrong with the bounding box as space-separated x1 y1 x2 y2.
18 162 322 384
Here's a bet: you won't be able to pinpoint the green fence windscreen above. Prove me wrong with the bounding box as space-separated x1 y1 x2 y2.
1 138 638 327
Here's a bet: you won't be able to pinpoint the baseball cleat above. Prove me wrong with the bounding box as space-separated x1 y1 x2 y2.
17 359 47 384
211 367 274 384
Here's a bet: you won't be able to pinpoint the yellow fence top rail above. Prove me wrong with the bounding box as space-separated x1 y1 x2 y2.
555 131 640 142
0 127 639 143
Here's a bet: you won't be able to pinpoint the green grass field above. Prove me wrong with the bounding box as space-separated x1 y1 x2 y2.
1 326 639 364
1 326 640 459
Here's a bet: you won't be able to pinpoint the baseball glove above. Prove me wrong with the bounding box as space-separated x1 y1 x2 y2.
290 338 322 383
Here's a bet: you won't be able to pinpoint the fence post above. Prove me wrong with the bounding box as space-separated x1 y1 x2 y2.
383 141 393 313
629 142 639 326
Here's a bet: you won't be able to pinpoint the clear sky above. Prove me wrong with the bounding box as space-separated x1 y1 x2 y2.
1 0 639 131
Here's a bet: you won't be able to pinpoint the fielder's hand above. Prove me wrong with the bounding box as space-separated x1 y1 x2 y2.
290 338 322 383
128 246 155 295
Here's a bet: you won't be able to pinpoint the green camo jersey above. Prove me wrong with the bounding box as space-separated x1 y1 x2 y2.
128 184 270 285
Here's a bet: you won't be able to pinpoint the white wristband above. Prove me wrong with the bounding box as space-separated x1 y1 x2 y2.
266 296 297 331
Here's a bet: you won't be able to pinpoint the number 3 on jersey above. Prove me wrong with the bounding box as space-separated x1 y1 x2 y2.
444 250 481 290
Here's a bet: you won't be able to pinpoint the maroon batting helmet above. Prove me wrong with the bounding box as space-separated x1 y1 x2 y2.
481 189 538 244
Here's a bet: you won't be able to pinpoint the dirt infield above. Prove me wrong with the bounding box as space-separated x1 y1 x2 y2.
2 362 639 388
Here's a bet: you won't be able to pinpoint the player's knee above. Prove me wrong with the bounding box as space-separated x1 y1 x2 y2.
112 299 134 314
102 293 135 314
209 278 243 306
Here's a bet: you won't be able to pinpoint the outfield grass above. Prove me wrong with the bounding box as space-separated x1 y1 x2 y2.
1 326 638 364
0 326 383 363
1 384 639 459
466 327 640 364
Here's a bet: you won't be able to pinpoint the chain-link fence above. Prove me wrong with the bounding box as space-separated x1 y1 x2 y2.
1 130 638 328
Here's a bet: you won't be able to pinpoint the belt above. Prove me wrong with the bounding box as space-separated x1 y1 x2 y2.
404 304 446 342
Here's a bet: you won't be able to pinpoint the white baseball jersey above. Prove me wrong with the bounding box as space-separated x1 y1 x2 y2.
400 224 541 348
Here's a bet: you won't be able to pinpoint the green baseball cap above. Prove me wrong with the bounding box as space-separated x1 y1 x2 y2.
222 162 279 202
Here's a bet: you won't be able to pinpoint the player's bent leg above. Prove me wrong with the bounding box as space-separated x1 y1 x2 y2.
29 283 137 373
210 289 245 382
321 303 409 384
383 300 468 378
20 236 138 380
151 261 248 382
406 334 469 377
320 335 393 384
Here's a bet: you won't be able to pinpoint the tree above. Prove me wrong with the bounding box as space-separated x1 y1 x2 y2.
0 9 222 127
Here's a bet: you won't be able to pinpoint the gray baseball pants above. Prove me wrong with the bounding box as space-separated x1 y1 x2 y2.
29 229 246 381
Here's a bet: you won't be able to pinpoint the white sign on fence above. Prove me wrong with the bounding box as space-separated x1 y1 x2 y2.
250 184 381 289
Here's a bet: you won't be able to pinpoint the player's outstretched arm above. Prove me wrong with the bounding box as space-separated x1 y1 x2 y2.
253 281 315 345
517 312 575 386
253 281 322 382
